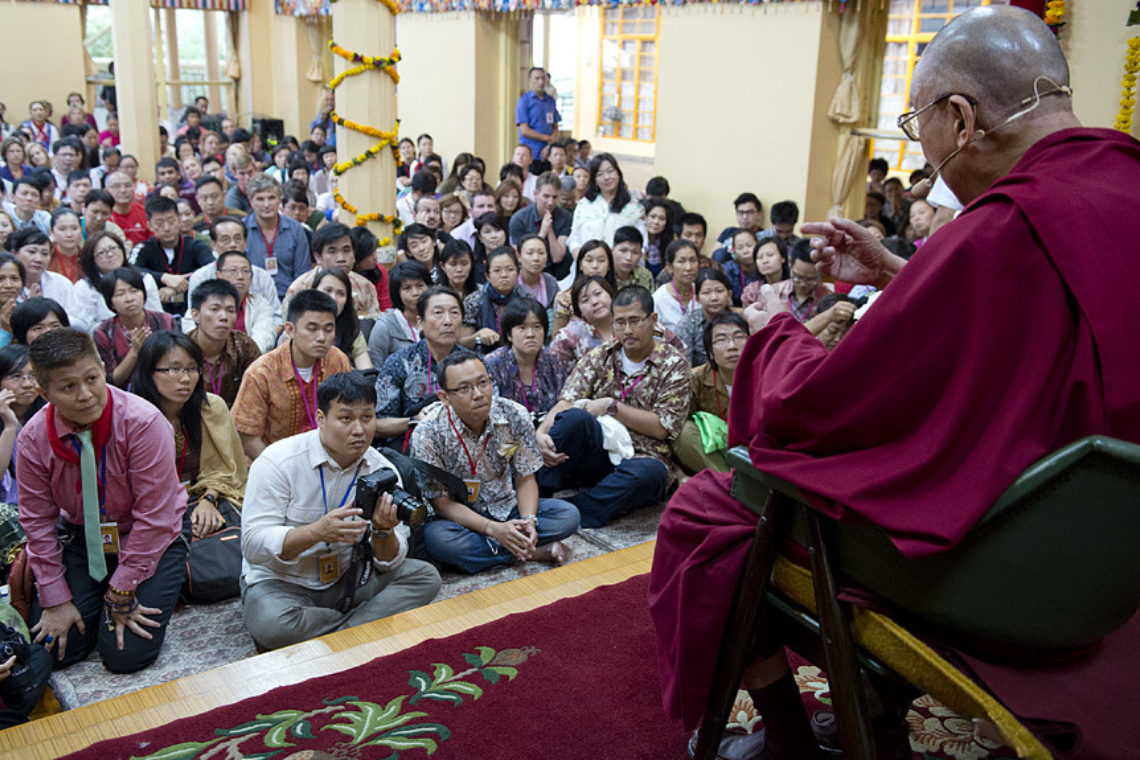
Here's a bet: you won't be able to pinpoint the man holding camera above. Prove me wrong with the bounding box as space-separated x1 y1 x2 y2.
241 372 441 651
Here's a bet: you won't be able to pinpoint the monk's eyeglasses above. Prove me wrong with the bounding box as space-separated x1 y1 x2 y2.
897 93 976 142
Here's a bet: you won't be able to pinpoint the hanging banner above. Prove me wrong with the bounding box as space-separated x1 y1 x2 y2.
274 0 814 17
18 0 248 9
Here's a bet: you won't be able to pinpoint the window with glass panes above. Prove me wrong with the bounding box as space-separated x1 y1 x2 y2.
599 6 659 142
871 0 1004 172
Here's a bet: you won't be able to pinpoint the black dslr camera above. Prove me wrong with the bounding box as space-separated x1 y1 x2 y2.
0 624 33 689
355 469 427 528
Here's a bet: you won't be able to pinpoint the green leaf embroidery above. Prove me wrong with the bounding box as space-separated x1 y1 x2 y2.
408 669 431 692
475 645 496 665
480 668 501 685
485 665 518 681
431 662 454 682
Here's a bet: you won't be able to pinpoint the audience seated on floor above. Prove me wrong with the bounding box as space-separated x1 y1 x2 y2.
94 267 179 388
242 174 310 299
73 232 162 332
743 237 834 330
185 249 278 354
720 228 761 306
232 289 351 460
461 246 524 354
133 196 214 319
515 236 559 313
611 226 655 293
508 172 572 280
484 297 568 419
412 350 578 574
10 227 82 330
11 298 69 347
185 279 261 408
282 222 380 321
367 260 429 369
130 330 247 538
675 267 735 367
374 285 464 451
536 285 691 528
711 192 763 266
241 370 441 650
671 311 749 475
309 267 371 369
0 345 45 504
652 240 701 336
18 329 188 674
550 239 615 335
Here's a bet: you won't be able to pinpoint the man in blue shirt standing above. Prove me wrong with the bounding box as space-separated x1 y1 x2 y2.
515 67 561 162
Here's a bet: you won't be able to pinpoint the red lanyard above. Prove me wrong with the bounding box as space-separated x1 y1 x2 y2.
53 247 80 281
163 237 185 275
517 362 538 413
235 297 247 333
205 356 225 395
33 122 48 145
259 223 279 260
446 406 491 476
670 282 694 315
291 356 320 430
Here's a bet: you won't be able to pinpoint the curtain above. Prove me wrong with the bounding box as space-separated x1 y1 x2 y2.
827 0 863 125
830 133 868 219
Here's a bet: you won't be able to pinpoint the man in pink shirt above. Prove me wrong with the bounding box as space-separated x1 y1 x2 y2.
17 329 188 673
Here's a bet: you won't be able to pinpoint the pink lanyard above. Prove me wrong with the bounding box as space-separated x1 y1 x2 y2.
399 311 419 342
291 357 320 429
517 363 538 412
205 356 225 396
670 282 695 315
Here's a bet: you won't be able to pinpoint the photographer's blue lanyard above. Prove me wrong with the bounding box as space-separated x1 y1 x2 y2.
318 461 364 553
70 438 108 519
318 462 364 515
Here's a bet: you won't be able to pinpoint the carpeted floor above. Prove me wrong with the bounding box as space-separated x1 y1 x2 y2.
55 572 1020 760
47 502 669 710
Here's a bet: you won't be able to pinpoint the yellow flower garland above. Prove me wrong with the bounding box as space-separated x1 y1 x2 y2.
1116 36 1140 133
325 0 402 236
1044 0 1065 29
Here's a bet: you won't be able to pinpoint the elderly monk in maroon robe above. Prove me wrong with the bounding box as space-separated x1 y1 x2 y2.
649 7 1140 759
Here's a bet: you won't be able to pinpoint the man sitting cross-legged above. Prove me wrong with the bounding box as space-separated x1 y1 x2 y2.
232 289 352 460
17 329 189 672
411 351 579 574
186 279 261 408
241 371 441 650
536 285 691 527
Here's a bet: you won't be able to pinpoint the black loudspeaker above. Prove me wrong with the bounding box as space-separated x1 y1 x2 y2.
251 117 285 148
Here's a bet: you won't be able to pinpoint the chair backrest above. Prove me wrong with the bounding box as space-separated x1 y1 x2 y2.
826 436 1140 649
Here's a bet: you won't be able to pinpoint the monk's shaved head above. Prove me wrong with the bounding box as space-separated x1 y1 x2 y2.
913 5 1070 117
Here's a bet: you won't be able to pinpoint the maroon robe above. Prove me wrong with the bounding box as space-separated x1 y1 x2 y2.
648 128 1140 757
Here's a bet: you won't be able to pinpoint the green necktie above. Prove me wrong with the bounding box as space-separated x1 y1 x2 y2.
75 430 107 582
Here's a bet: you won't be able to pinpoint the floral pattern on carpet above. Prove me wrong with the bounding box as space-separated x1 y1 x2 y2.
128 644 538 760
48 502 667 710
721 664 1017 760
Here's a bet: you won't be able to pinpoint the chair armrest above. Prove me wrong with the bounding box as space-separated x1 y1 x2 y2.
727 446 806 515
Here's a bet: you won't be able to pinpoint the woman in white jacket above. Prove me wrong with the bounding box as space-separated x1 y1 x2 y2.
567 153 646 257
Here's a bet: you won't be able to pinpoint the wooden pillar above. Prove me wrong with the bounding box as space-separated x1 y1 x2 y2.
153 8 170 123
111 0 161 181
204 11 223 113
165 9 183 110
330 0 397 242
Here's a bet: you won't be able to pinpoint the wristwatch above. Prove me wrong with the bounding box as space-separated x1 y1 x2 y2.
474 336 483 351
607 399 619 416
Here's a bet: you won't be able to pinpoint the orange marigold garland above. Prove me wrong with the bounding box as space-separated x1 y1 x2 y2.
1044 0 1065 34
326 0 402 237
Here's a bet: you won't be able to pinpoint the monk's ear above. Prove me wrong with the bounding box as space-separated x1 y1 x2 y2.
947 95 978 147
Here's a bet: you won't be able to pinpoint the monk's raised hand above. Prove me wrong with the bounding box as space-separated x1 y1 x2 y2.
800 217 905 289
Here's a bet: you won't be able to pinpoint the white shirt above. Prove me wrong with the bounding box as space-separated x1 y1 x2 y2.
521 173 537 202
187 261 283 328
567 194 647 255
241 430 409 591
73 273 164 334
20 271 87 333
652 282 698 337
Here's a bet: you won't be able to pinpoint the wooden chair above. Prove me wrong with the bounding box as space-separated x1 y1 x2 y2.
693 436 1140 760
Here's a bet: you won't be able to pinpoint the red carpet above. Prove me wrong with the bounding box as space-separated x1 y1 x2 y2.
61 574 691 760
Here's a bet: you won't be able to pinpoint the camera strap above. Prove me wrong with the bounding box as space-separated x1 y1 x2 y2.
379 446 471 506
